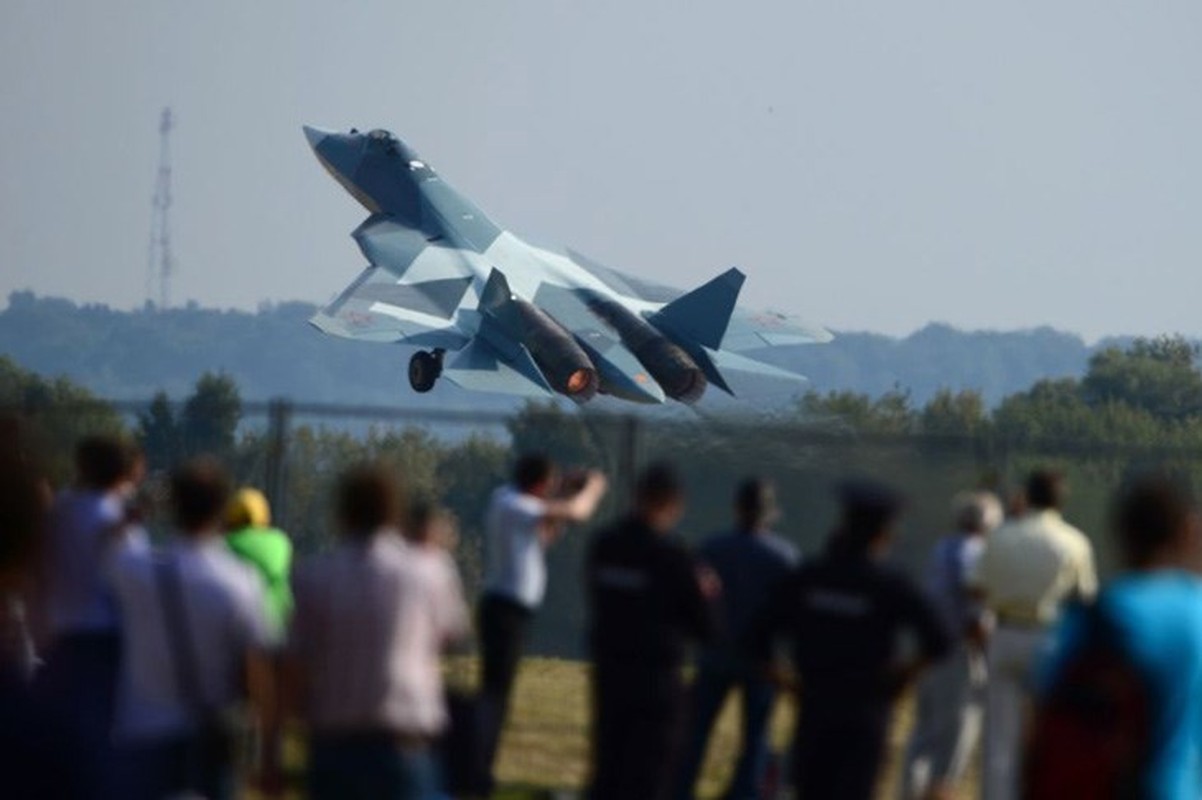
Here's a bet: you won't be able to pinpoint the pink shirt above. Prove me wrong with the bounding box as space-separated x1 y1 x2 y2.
291 531 469 735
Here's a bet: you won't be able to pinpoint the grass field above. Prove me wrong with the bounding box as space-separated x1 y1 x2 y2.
452 657 979 800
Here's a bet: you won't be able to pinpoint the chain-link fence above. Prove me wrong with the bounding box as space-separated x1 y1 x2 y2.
76 398 1202 660
13 398 1202 796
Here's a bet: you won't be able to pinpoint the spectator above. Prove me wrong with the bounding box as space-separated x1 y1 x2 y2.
586 463 717 800
107 458 274 800
478 453 607 782
1028 476 1202 799
0 418 96 799
675 478 799 800
0 417 48 684
405 499 460 553
405 500 488 795
900 490 1003 800
756 479 951 800
225 487 293 637
31 435 146 771
289 464 470 800
973 469 1097 800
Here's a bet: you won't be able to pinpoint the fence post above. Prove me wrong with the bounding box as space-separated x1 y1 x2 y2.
264 398 293 525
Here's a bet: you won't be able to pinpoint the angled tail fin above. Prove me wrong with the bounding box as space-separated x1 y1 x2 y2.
479 268 514 312
649 267 745 350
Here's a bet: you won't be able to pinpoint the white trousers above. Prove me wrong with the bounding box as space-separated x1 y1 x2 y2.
901 644 987 798
982 626 1049 800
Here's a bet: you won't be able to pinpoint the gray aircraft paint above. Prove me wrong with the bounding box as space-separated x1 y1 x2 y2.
305 125 831 405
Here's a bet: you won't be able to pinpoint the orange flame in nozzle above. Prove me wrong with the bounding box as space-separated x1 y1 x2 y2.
566 369 595 396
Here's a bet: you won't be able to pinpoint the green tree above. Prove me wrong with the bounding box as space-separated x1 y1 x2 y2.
0 356 126 482
137 391 181 470
507 401 605 467
181 372 242 459
1082 335 1202 421
439 434 508 530
993 378 1089 446
438 435 508 596
920 389 989 437
800 388 916 435
367 427 444 501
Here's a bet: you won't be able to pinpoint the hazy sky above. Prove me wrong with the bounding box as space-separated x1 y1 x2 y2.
3 1 1201 339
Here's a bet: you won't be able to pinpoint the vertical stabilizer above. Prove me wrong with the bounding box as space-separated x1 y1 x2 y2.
479 268 514 312
649 267 745 350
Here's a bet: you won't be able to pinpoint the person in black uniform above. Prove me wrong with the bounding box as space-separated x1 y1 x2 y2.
586 463 718 800
755 480 951 800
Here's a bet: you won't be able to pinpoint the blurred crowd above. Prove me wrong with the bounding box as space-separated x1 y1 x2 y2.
3 421 1202 800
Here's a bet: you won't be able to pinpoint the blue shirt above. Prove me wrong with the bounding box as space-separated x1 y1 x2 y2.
42 489 148 639
1041 572 1202 800
924 533 986 635
699 529 799 665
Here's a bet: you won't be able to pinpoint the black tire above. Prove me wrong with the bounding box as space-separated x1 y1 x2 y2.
409 351 439 393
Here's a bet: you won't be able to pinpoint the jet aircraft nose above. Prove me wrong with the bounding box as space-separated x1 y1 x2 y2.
302 125 365 186
302 125 332 150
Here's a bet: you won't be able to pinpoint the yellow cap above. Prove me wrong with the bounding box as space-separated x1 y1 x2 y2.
227 487 271 529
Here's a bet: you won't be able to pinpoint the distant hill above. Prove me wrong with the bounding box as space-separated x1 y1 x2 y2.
0 291 1112 408
754 323 1120 406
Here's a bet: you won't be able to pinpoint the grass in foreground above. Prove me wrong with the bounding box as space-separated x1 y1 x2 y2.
450 657 979 799
252 658 973 798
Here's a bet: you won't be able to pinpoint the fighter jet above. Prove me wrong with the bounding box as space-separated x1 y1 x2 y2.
303 126 831 405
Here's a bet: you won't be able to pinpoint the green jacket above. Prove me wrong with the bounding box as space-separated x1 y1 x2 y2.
226 526 293 635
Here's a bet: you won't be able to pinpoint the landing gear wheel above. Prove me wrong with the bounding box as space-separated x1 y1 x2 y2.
408 350 443 393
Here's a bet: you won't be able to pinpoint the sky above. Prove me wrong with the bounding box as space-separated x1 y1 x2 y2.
2 1 1201 340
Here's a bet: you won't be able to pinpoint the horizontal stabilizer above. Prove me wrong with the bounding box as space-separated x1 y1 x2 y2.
710 349 809 384
650 268 745 350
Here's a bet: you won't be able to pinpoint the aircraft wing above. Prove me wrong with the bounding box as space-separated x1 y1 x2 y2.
720 307 834 353
309 265 472 351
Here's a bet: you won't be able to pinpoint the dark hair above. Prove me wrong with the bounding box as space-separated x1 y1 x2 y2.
171 457 232 533
406 497 444 544
636 462 684 510
829 479 904 557
1027 470 1066 510
337 463 404 538
736 478 777 531
513 453 555 493
1115 475 1195 568
75 435 133 490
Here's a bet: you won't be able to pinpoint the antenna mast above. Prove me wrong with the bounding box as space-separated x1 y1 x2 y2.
146 107 174 309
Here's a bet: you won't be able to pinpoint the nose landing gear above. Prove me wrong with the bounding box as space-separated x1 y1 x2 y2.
408 349 444 393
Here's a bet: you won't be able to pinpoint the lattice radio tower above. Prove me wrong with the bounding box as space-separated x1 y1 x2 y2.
146 107 175 309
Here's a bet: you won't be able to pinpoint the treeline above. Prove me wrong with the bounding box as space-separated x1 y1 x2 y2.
0 291 1120 408
799 335 1202 449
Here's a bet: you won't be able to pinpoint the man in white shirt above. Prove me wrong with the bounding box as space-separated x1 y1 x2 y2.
972 470 1098 800
107 458 272 800
289 464 470 800
478 453 607 785
31 435 145 780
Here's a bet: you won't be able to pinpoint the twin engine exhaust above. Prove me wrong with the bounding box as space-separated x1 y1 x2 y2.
478 269 709 405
